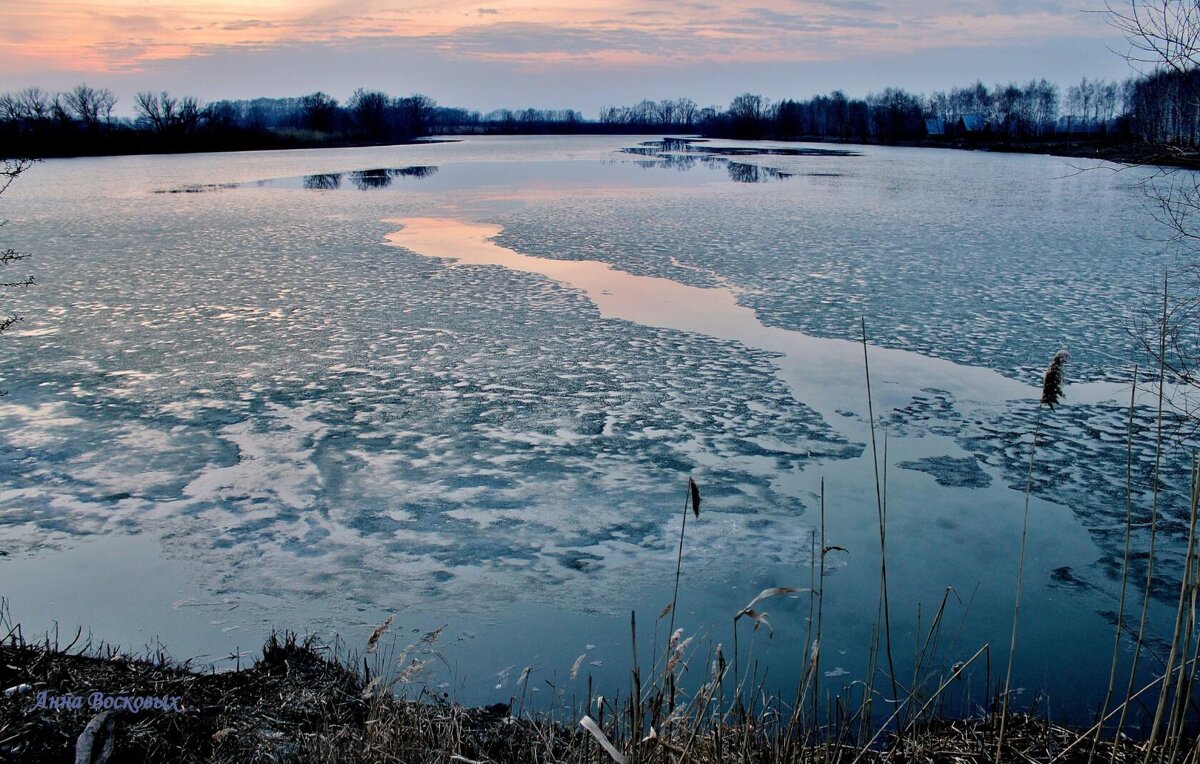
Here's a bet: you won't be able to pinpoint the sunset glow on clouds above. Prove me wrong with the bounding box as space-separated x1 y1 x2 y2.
0 0 1132 113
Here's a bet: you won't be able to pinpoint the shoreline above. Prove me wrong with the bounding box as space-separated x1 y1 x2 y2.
0 630 1160 762
11 132 1200 172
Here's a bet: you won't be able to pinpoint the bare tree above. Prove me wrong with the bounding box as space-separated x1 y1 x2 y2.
0 159 34 342
393 94 436 137
1108 0 1200 75
995 83 1024 137
1033 79 1059 136
16 88 51 122
135 91 203 137
728 93 768 138
63 84 116 130
50 93 72 126
347 88 389 138
656 99 675 126
1065 82 1084 135
1107 1 1200 425
298 91 338 133
675 98 698 127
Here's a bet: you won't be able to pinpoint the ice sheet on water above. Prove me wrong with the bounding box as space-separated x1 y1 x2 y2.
896 455 991 488
886 386 1198 599
490 149 1173 385
0 140 1190 668
0 182 859 612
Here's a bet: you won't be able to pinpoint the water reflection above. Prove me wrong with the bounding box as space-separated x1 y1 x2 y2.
620 138 857 183
642 136 860 157
350 169 393 189
303 173 341 190
299 166 438 191
391 165 438 179
152 183 240 195
622 150 791 183
727 162 791 183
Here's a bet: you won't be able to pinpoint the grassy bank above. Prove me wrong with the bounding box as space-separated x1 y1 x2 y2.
0 628 1158 763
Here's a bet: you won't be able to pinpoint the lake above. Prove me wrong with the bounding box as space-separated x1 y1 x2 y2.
0 135 1192 725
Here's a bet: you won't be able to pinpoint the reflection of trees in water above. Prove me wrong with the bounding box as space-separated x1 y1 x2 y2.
304 173 341 190
625 152 711 173
392 165 437 179
622 141 799 182
304 166 438 191
340 166 439 189
726 162 791 183
628 138 857 159
661 137 694 151
350 169 393 189
656 154 702 172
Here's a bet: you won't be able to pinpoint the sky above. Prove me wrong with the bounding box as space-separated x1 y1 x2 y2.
0 1 1140 117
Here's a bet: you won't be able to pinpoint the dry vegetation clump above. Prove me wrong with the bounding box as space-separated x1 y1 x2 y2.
877 715 1147 763
0 631 368 762
0 629 1164 763
0 627 583 762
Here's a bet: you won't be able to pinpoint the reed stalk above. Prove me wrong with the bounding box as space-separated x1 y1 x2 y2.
666 478 699 710
1089 366 1139 764
1146 451 1200 760
815 480 828 735
1165 457 1200 762
861 317 899 715
1115 272 1170 752
996 406 1042 763
998 347 1067 761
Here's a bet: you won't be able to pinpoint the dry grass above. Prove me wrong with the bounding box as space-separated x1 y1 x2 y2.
0 629 1165 763
0 631 367 762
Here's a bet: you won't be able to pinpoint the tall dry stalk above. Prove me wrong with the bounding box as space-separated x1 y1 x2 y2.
1146 449 1198 759
732 585 803 721
804 526 817 728
1115 272 1170 751
995 407 1042 762
904 586 953 730
1089 365 1140 763
996 349 1067 762
861 317 900 712
630 611 642 742
1164 457 1200 762
666 477 701 709
815 480 828 733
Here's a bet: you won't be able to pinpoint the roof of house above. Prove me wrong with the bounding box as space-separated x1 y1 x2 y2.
960 114 989 132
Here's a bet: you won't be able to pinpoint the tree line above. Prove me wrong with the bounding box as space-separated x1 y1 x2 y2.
0 83 607 156
597 78 1130 143
0 86 450 156
1124 67 1200 146
0 71 1193 157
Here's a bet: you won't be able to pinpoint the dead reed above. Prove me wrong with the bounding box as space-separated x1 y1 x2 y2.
997 349 1068 761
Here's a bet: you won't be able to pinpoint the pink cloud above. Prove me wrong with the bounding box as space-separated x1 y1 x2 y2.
0 0 1116 76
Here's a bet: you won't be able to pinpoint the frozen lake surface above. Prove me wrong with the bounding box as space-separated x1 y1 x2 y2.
0 135 1194 720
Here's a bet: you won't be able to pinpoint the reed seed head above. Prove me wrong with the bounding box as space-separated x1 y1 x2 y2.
1040 350 1069 409
570 653 586 680
365 616 393 655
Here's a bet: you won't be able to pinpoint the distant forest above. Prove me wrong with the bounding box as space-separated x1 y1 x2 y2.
0 70 1196 158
